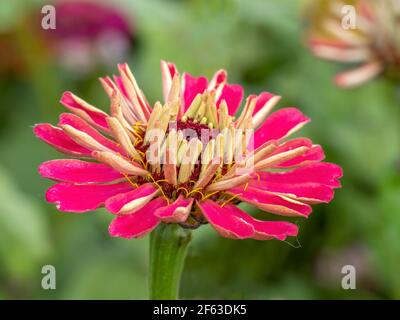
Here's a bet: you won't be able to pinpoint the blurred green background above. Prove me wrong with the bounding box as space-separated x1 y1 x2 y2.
1 0 400 299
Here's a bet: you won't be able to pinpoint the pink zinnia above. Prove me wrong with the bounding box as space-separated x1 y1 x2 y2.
34 61 342 241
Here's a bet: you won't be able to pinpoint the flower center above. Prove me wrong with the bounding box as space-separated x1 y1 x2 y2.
134 120 230 200
174 119 214 139
123 106 249 229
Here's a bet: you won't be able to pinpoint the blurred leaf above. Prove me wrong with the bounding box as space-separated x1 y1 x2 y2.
60 256 148 299
0 165 51 278
371 184 400 298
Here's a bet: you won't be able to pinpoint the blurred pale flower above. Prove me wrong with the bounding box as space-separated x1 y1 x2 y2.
34 61 342 240
306 0 400 87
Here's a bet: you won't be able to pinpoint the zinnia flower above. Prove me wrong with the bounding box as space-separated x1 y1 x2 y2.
306 0 400 87
34 61 342 241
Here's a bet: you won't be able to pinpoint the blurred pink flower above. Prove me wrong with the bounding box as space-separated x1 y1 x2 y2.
34 61 342 240
44 0 134 73
306 0 400 87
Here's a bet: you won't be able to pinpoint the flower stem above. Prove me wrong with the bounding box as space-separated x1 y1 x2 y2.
149 223 191 300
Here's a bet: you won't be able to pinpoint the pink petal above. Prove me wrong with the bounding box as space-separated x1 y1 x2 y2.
216 84 244 116
60 91 109 132
155 195 194 223
255 162 343 188
208 69 227 91
163 60 178 78
105 183 159 214
39 159 124 184
227 187 312 217
310 44 371 63
309 38 352 49
114 72 152 123
223 204 298 240
102 76 139 125
251 92 282 128
34 123 91 156
161 60 178 102
197 200 254 239
269 138 325 168
272 138 312 151
108 197 167 239
117 63 152 118
253 92 276 115
248 181 335 203
182 73 208 111
114 75 130 100
167 63 177 77
46 182 133 213
277 146 325 168
59 113 124 154
334 61 383 88
254 108 310 148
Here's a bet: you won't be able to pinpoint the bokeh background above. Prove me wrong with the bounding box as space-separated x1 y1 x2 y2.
1 0 400 299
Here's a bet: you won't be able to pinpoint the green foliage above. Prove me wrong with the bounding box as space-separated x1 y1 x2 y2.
0 165 51 298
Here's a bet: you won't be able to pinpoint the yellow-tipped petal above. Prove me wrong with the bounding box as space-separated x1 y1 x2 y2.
183 94 202 119
163 149 177 185
255 146 309 171
204 92 218 128
222 128 234 165
253 141 278 163
177 140 188 166
107 117 141 161
194 101 206 123
118 64 148 123
214 134 224 165
158 105 171 135
168 100 181 121
144 102 163 144
178 139 202 184
92 151 148 176
218 100 229 129
167 75 181 104
194 159 221 189
200 139 215 176
61 124 112 152
206 174 251 193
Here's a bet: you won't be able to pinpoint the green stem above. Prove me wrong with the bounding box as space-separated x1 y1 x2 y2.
149 223 191 300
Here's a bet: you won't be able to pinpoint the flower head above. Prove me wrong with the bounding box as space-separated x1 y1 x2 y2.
35 61 342 241
306 0 400 87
